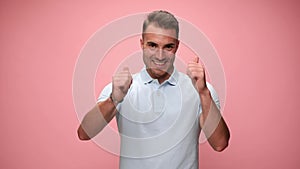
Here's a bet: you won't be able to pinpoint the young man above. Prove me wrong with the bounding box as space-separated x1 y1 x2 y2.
78 10 230 169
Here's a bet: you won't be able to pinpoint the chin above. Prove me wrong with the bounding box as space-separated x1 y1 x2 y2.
150 68 169 78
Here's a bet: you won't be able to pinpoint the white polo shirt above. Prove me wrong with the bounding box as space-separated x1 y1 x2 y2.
98 68 220 169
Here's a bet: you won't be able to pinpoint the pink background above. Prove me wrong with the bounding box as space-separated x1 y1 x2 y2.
1 0 300 169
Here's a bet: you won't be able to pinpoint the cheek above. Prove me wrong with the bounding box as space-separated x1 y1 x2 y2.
142 50 153 64
143 49 158 58
164 51 176 60
144 49 156 56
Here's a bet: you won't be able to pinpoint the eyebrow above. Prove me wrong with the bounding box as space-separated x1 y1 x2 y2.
146 42 158 46
164 43 175 48
146 42 176 47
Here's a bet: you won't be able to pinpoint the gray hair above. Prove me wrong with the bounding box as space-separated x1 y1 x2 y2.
142 10 179 38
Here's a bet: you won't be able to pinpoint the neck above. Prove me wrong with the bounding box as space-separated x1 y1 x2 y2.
146 66 174 84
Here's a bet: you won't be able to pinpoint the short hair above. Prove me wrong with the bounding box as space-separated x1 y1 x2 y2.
142 10 179 38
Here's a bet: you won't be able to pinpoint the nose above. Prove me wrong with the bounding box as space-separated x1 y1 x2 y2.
156 49 164 60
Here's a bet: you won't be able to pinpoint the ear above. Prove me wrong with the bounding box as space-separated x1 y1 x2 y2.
140 38 144 49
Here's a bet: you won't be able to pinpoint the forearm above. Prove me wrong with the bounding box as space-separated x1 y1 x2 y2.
199 88 230 151
77 97 117 140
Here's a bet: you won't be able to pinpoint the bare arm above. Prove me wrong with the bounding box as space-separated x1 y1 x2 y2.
77 97 118 140
187 57 230 151
199 89 230 152
77 67 132 140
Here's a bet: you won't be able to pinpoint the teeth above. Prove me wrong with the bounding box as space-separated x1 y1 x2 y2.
153 61 166 65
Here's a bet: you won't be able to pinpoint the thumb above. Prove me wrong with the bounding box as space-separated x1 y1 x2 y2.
193 56 199 63
123 67 130 72
123 66 132 83
124 67 133 87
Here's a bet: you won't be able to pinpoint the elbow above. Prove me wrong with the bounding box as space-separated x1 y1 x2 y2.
78 133 91 141
213 129 230 152
213 135 230 152
213 142 229 152
77 126 91 141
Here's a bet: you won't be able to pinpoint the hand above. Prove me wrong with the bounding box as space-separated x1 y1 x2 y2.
187 57 208 93
112 67 132 104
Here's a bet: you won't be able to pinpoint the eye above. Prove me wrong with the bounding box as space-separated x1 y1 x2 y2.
147 42 157 50
164 44 175 51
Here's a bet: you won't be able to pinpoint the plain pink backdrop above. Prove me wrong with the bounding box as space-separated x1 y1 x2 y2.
1 0 300 169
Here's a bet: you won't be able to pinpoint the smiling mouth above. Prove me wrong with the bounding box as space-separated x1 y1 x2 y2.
153 60 167 67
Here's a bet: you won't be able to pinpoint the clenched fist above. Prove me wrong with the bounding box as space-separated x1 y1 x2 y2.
187 57 207 93
111 67 132 104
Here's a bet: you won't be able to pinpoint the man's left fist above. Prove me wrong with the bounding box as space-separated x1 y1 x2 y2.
187 57 207 93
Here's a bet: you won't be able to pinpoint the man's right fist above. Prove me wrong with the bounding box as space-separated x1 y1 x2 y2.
111 67 132 104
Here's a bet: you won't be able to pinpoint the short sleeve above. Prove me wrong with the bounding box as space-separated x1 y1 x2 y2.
207 82 221 110
97 83 112 103
198 82 221 116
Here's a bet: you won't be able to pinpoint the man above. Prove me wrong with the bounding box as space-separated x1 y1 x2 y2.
77 10 230 169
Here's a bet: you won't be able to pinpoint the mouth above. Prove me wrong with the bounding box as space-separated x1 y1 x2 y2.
152 60 167 68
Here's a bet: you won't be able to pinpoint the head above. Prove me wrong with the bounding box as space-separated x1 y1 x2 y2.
140 10 180 83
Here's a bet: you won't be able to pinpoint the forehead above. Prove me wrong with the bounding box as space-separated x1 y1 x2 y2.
143 24 178 43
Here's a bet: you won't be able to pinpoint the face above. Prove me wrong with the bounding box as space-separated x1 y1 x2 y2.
140 24 179 83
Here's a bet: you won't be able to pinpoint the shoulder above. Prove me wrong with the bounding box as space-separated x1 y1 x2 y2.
176 71 220 108
177 71 217 94
177 71 191 81
176 72 193 87
97 82 112 102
